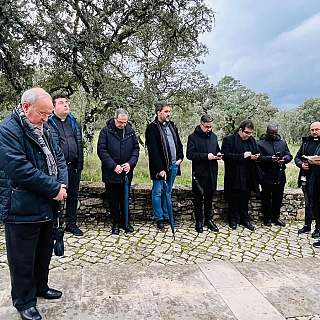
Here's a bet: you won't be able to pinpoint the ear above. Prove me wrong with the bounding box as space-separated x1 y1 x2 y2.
21 102 30 113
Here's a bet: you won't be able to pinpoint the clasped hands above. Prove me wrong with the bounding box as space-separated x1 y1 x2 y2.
114 163 131 174
53 184 67 201
208 153 223 160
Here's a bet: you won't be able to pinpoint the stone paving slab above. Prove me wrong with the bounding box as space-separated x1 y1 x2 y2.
0 220 320 319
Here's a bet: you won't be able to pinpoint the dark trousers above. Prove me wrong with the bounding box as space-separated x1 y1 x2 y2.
303 187 313 227
228 188 252 222
5 220 54 311
194 193 214 222
66 168 81 226
261 183 285 221
105 183 129 224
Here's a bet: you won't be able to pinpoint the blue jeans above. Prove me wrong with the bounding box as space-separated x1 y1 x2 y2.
152 164 179 221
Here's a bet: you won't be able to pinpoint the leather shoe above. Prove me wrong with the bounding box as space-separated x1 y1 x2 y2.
125 224 134 233
204 219 219 232
65 224 83 236
229 221 237 230
157 220 165 231
37 288 62 300
112 222 120 235
195 221 203 233
313 240 320 248
264 219 272 227
312 229 320 238
274 219 286 227
240 220 255 231
19 306 42 320
298 225 311 234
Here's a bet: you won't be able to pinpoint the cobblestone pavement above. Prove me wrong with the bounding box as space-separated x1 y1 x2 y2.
0 219 320 319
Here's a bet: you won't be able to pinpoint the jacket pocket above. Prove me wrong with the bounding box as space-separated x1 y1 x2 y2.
10 188 49 218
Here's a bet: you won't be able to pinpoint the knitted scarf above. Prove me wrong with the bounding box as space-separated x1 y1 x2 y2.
15 104 57 176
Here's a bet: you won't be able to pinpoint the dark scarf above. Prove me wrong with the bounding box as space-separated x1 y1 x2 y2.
154 118 178 171
15 104 57 176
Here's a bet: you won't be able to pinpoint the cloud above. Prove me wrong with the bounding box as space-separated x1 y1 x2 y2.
200 0 320 109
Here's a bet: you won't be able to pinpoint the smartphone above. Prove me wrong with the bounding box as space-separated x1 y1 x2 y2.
275 152 280 157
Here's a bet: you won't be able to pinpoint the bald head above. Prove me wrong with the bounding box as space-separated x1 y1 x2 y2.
310 122 320 138
21 87 51 105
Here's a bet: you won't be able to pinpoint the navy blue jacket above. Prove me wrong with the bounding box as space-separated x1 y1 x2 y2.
0 109 68 223
258 134 292 185
97 119 140 184
47 113 84 171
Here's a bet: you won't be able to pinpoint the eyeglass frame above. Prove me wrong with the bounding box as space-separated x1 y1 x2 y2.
200 122 213 129
240 128 253 135
55 101 70 106
35 109 52 119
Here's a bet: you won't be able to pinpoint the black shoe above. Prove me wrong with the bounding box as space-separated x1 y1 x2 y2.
112 222 120 235
240 220 255 231
204 219 219 232
264 219 272 227
229 221 237 230
125 224 134 233
274 219 286 227
19 306 42 320
157 220 164 231
312 229 320 238
313 240 320 248
298 225 311 234
65 224 83 236
195 221 203 233
37 288 62 299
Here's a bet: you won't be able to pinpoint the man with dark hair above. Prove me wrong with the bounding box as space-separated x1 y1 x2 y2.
295 122 320 241
145 103 184 230
97 108 140 235
187 115 222 233
48 94 84 236
0 88 67 320
258 124 292 227
221 120 263 231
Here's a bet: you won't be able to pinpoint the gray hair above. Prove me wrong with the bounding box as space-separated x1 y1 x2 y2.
21 88 51 105
155 102 170 114
200 114 213 123
114 108 128 118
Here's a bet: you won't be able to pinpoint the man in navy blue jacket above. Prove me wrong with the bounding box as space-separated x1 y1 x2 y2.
0 88 68 320
97 108 140 235
258 124 292 227
48 94 84 236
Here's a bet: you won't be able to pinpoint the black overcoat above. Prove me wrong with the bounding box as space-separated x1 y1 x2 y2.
186 126 221 195
258 134 292 185
221 131 263 196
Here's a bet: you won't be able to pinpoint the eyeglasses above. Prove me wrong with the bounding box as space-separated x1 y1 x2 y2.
115 118 127 125
36 109 52 119
243 130 253 135
201 123 212 129
56 101 70 106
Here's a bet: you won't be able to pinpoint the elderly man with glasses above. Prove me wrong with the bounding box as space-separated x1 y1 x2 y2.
221 120 263 231
258 124 292 227
48 94 84 236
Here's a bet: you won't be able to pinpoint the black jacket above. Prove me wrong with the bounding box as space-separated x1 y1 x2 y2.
0 109 68 223
47 113 84 171
97 119 140 184
221 131 263 196
145 117 184 180
295 136 320 193
186 126 221 195
258 134 292 185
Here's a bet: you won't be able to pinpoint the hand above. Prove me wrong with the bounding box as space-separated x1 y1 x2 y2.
271 155 280 162
244 151 252 158
310 160 320 166
302 162 309 170
114 165 123 174
250 153 260 160
121 163 130 173
278 157 285 165
176 159 182 165
53 184 67 201
159 170 166 179
208 153 215 160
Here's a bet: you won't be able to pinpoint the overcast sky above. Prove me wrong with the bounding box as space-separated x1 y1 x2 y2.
200 0 320 110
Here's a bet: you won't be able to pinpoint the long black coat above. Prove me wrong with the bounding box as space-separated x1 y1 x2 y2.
258 134 292 185
97 119 140 184
221 131 263 196
145 117 184 180
186 126 221 195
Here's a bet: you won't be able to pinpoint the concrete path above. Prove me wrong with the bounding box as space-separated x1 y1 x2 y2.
0 220 319 319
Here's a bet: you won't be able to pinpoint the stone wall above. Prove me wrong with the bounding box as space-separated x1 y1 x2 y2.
78 182 305 224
